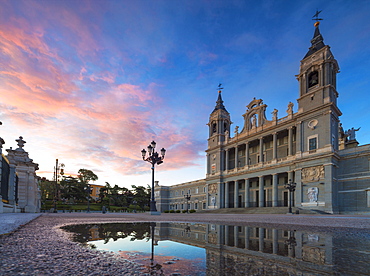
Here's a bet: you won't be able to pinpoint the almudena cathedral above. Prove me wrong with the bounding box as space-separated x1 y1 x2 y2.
154 22 370 214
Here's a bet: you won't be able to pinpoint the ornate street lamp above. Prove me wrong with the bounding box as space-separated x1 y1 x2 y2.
184 193 191 213
284 179 296 214
86 184 91 213
141 141 166 215
53 159 65 213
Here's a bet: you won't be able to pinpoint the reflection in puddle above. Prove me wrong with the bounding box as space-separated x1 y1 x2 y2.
62 222 370 275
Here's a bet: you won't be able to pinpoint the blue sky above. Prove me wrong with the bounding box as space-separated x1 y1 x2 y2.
1 0 369 188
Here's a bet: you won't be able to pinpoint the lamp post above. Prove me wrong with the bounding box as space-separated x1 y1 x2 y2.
184 193 191 213
86 184 91 213
147 222 163 274
284 179 296 214
53 159 65 213
141 141 166 215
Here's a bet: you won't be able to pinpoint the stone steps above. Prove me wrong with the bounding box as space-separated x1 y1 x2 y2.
200 207 327 215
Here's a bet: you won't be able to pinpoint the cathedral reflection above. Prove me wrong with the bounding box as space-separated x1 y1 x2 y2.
154 222 367 275
63 222 369 275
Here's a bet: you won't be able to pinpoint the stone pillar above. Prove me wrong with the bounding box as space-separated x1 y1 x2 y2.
259 137 263 163
7 165 16 205
234 226 238 247
296 122 302 153
259 228 264 251
217 182 222 208
244 179 250 208
288 127 293 156
6 137 39 213
225 225 229 246
234 181 239 208
272 132 277 160
245 142 249 166
259 176 264 207
0 147 3 213
235 146 238 169
295 169 302 207
324 164 336 213
297 121 303 153
288 171 294 208
225 182 229 208
272 229 278 254
272 173 278 207
245 226 250 249
225 149 229 171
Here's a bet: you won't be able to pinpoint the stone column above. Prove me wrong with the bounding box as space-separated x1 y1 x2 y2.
295 169 302 207
8 165 16 205
234 226 238 247
297 121 303 153
324 164 336 213
272 173 278 207
234 181 239 208
259 137 263 163
259 228 264 251
272 132 277 160
225 182 229 208
225 225 229 246
235 146 238 169
288 171 294 209
296 122 303 154
245 226 250 249
288 127 293 156
272 229 278 254
245 142 249 166
244 179 250 208
259 176 264 207
217 182 222 208
225 149 229 171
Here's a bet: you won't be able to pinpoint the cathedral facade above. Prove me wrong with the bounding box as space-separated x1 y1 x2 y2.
155 22 370 214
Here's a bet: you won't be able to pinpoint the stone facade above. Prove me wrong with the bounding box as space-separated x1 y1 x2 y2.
155 23 370 214
0 136 40 213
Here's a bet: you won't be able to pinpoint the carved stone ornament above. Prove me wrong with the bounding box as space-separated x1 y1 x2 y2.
209 184 217 193
301 165 325 182
302 247 326 265
208 233 217 244
308 119 318 130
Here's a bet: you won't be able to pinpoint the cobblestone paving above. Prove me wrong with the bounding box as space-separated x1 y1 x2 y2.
1 213 369 275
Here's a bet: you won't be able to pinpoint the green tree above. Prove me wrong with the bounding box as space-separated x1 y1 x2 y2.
39 178 55 201
78 169 98 184
59 176 87 202
132 185 150 210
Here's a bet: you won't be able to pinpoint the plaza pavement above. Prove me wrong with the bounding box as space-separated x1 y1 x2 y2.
0 213 41 235
1 212 370 275
1 212 370 235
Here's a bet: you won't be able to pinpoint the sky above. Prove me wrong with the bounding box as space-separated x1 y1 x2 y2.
1 0 370 189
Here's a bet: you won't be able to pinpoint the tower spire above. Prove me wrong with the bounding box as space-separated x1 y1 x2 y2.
304 10 325 59
212 83 227 113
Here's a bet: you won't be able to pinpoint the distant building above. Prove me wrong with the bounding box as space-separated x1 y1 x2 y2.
0 136 40 213
89 183 104 201
155 21 370 214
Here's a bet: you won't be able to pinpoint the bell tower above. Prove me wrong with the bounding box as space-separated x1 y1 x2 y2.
297 19 340 113
296 13 342 155
207 85 231 148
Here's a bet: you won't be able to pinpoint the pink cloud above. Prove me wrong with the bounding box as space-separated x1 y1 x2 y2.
0 1 203 182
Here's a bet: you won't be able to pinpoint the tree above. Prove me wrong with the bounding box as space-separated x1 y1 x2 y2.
39 178 55 201
132 185 150 210
77 169 98 184
59 176 87 202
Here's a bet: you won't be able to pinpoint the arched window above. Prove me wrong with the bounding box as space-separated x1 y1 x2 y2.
223 122 228 132
308 71 319 88
212 122 217 133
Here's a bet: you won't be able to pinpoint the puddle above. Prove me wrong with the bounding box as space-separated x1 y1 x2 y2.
62 222 370 275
